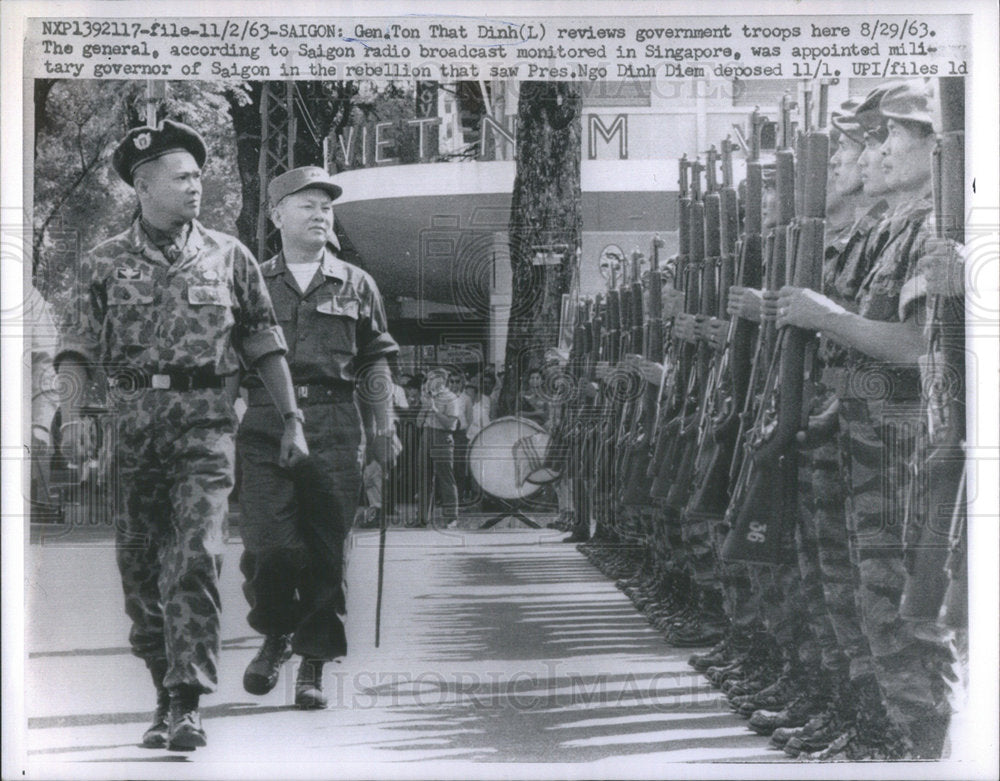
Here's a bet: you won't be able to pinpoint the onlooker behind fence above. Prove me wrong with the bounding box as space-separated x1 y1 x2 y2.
415 368 461 528
448 370 472 504
462 375 493 503
519 367 549 426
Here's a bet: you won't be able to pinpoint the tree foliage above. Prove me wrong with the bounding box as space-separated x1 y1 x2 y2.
32 80 241 323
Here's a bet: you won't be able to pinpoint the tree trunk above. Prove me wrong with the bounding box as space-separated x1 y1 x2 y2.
226 83 264 254
497 82 582 417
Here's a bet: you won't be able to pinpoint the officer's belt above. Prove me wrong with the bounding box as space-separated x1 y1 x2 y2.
819 365 921 401
247 383 354 407
108 369 227 392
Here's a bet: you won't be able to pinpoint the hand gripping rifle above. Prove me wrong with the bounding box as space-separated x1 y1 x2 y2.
727 109 768 488
612 256 640 494
684 136 750 519
648 157 691 494
622 242 667 505
723 90 828 563
619 250 652 504
666 148 724 512
650 158 704 500
900 76 966 624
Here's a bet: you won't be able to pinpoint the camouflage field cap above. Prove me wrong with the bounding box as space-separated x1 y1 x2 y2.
854 85 896 144
879 81 935 128
831 98 865 144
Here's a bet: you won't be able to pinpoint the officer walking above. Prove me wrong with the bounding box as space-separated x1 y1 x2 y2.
55 120 307 751
237 167 399 709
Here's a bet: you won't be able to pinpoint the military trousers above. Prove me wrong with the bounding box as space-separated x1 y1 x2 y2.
798 423 874 680
237 399 363 661
113 387 236 694
838 397 952 739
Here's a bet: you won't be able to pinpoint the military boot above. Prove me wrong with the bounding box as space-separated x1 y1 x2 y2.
805 675 930 761
749 692 821 736
705 652 749 688
243 633 293 695
731 657 803 716
141 659 170 748
688 636 729 671
725 665 776 699
167 685 206 751
688 624 751 671
667 588 728 648
748 665 829 735
643 571 688 620
295 657 328 710
782 675 853 757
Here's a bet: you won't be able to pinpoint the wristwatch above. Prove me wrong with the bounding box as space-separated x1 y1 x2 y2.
283 408 305 424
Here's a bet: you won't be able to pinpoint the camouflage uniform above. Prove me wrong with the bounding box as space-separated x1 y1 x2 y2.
238 248 397 660
800 199 889 683
837 196 952 747
56 219 286 693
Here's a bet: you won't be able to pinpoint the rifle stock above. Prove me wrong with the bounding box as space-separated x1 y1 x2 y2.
900 75 966 622
723 101 829 564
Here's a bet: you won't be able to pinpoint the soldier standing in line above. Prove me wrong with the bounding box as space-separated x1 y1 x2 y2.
237 167 399 709
776 81 953 758
761 91 897 756
415 367 463 528
55 120 308 751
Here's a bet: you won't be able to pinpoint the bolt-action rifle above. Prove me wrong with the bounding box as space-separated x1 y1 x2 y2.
900 76 966 625
723 88 828 563
684 135 752 520
650 158 705 501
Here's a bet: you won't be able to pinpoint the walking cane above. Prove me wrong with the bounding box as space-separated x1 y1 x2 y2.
375 461 388 647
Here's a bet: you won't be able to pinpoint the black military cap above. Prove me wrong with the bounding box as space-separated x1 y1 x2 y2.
267 166 343 207
112 119 207 187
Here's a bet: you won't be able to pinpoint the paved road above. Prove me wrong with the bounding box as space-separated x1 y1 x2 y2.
23 521 791 777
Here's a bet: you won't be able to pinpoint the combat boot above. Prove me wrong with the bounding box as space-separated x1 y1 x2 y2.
731 657 803 716
725 665 776 699
705 654 748 688
688 624 751 672
667 588 727 648
747 665 828 734
141 659 170 748
243 633 293 695
295 657 328 710
748 691 821 736
688 636 729 671
782 676 852 757
167 685 206 751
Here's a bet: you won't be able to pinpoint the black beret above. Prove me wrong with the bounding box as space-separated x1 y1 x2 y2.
112 119 207 187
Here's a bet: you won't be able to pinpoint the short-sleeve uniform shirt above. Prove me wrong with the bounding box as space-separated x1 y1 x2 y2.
842 195 933 401
245 247 398 387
